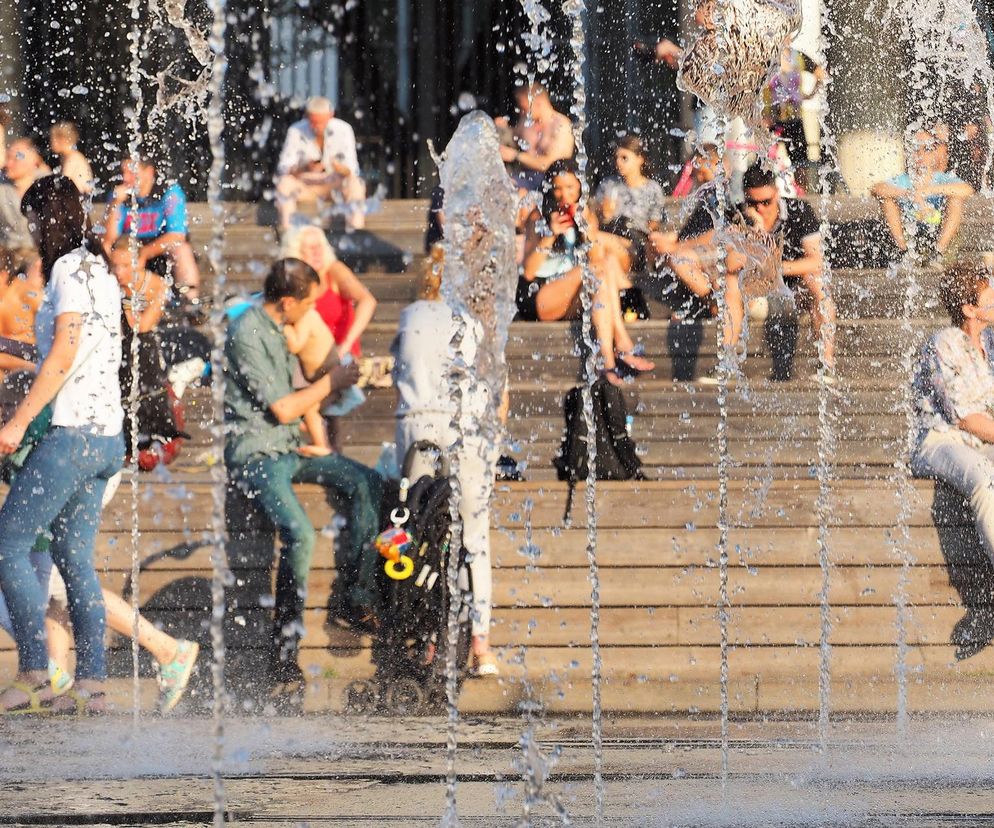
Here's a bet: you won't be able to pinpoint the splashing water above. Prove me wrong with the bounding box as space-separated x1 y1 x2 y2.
436 110 517 826
204 0 229 822
679 0 801 132
558 0 608 819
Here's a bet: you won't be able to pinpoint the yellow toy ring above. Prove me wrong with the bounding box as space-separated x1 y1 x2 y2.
384 554 415 580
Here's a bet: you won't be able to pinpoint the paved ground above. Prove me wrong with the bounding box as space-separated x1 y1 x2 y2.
4 714 994 826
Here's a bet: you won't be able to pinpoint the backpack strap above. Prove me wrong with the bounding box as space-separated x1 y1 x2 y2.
562 477 576 527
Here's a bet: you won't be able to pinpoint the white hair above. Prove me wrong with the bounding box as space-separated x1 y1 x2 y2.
306 96 333 115
281 223 338 274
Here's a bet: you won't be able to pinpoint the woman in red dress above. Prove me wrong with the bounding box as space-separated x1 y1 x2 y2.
283 225 376 357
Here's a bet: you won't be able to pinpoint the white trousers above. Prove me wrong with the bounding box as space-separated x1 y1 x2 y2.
912 429 994 564
395 413 496 637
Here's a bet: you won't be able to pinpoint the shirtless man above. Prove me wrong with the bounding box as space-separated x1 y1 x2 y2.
497 84 575 193
49 121 94 197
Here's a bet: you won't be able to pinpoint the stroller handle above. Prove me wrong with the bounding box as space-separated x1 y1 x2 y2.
401 440 451 480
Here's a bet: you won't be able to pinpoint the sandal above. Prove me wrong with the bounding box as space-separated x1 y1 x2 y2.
0 680 55 715
601 367 626 388
49 688 107 717
616 349 655 375
470 651 500 678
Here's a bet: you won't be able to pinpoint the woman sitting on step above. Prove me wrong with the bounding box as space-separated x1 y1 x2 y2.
517 161 654 387
911 260 994 565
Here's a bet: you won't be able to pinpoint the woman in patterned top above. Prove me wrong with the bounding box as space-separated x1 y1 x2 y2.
594 135 665 274
911 260 994 562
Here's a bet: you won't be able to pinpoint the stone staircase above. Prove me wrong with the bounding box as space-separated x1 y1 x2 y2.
5 196 994 716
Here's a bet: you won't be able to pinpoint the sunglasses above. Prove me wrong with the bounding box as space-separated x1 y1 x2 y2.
745 196 775 207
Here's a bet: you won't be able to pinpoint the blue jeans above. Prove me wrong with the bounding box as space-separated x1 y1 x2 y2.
0 427 124 679
231 451 382 663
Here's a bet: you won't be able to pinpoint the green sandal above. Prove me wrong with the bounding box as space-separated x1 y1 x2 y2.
1 680 54 715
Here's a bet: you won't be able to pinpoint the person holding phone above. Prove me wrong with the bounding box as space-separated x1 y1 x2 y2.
518 161 654 386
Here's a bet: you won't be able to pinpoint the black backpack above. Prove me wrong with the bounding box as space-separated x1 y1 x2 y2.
553 377 644 523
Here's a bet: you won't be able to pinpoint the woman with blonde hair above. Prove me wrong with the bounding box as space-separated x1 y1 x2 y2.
281 225 376 358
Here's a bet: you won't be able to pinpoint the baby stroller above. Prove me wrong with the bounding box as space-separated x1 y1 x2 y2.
344 441 473 714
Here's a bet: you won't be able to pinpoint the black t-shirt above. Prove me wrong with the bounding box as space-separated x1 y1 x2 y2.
678 193 821 262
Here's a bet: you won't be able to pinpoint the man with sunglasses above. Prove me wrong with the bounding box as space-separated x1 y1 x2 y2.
662 161 835 384
872 127 974 263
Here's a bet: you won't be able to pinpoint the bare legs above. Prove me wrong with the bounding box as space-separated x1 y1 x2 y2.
532 252 654 384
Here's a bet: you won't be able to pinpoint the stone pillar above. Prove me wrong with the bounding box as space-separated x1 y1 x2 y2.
825 0 909 194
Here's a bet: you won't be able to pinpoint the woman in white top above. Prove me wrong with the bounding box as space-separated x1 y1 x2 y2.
391 265 500 676
0 175 124 713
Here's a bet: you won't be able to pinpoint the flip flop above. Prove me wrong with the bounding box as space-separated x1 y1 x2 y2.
49 689 107 717
1 681 54 715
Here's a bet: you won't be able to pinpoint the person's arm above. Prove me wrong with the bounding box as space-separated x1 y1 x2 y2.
515 119 575 173
958 412 994 443
128 273 166 333
871 179 910 200
138 232 187 266
0 312 80 453
782 233 823 278
596 181 618 224
522 214 560 281
921 179 974 199
283 320 305 355
276 125 305 178
654 38 682 68
331 263 376 355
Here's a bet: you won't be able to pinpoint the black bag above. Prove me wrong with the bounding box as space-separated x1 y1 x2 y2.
553 377 644 523
372 441 471 704
620 286 652 320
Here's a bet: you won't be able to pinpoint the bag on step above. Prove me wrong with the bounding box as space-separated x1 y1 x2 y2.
552 377 644 523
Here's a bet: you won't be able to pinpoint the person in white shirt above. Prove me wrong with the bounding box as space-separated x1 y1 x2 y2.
0 175 124 714
275 96 366 231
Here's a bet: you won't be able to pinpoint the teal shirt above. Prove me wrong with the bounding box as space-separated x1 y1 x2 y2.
223 303 301 466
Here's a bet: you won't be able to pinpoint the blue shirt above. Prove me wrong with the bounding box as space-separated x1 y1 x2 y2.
887 171 964 224
115 182 189 240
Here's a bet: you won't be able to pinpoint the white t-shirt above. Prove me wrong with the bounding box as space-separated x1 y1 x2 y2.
34 248 123 435
391 300 489 422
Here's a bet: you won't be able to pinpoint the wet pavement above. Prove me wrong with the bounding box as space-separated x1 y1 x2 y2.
3 715 994 826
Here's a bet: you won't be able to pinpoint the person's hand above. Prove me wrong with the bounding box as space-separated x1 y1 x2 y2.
330 160 352 178
297 444 332 457
649 230 678 255
494 116 510 129
500 144 519 164
655 38 682 68
0 419 26 455
307 160 324 173
548 210 572 236
111 184 130 204
329 361 360 392
742 206 764 230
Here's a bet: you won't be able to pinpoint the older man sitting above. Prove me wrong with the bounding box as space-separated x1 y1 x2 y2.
275 97 366 232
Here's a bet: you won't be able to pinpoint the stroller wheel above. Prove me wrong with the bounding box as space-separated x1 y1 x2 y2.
344 680 380 714
386 678 426 715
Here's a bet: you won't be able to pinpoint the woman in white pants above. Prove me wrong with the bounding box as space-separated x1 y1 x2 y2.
391 267 500 677
912 260 994 562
